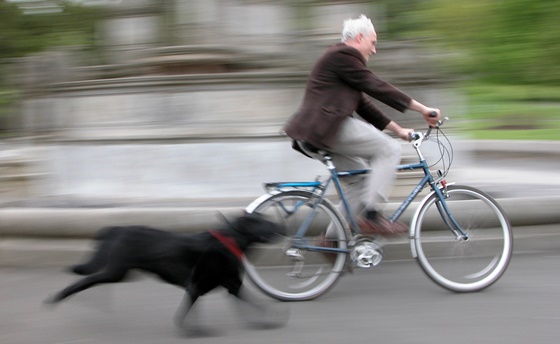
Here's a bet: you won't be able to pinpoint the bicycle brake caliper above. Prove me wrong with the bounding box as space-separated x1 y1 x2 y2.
440 180 449 197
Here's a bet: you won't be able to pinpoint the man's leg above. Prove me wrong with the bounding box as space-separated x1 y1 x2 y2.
330 117 406 236
331 117 400 213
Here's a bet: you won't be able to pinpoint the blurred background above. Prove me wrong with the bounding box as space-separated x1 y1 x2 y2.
2 3 559 343
0 0 559 205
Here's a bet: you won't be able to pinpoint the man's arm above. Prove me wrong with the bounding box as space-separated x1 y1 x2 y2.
385 101 441 141
408 100 441 126
385 121 413 141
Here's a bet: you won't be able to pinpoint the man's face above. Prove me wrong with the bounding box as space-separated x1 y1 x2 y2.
358 31 377 61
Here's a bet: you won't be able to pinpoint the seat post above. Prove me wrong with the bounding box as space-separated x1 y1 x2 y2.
321 152 336 171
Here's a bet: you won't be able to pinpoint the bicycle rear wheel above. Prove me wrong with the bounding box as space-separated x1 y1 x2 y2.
411 185 513 292
244 190 348 301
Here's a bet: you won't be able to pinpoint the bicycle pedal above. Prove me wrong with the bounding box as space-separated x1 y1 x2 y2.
350 240 383 268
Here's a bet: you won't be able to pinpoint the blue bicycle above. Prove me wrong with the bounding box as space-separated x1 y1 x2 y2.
243 119 513 301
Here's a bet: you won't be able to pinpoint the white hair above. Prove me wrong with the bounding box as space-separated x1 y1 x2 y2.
341 14 375 42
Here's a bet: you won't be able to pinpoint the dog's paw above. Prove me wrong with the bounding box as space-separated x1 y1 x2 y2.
177 324 224 338
239 301 290 329
175 315 223 338
43 293 61 307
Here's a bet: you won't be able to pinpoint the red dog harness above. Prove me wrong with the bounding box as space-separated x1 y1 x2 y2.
209 230 244 260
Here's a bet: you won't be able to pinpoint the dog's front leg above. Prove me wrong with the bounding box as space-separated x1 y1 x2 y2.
173 291 198 328
231 286 265 313
231 286 290 329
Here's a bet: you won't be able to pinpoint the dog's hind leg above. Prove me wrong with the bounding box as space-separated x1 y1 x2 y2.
71 250 109 276
70 230 120 275
45 268 128 304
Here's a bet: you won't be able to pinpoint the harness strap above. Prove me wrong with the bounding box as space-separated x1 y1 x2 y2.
209 230 244 260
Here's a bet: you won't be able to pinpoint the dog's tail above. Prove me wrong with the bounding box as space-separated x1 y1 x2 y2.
71 226 122 276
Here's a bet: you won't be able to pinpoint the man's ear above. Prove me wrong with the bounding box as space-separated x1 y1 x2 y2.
356 32 364 43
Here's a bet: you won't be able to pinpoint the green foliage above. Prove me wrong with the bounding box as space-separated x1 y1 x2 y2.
381 0 560 139
0 85 18 133
474 1 560 84
0 2 106 132
382 0 426 39
465 84 560 104
410 0 560 85
462 84 560 140
0 2 105 60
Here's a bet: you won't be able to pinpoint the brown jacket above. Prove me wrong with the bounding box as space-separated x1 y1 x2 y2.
284 43 412 148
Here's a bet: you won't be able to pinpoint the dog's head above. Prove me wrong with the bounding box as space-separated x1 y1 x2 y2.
229 212 285 244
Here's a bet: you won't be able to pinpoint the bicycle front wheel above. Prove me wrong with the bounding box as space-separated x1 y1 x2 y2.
244 190 349 301
411 185 513 292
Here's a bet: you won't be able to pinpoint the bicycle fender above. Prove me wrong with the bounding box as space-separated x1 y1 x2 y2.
245 190 286 213
246 189 334 213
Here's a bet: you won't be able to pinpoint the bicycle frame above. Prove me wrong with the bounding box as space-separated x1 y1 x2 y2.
266 133 468 255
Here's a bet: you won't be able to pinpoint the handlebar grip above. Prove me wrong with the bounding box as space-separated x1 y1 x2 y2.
409 132 421 141
429 111 438 118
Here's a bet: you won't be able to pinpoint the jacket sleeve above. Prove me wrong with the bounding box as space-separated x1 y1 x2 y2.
355 95 392 130
334 50 412 113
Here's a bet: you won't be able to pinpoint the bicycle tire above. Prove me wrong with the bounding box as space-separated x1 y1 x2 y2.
243 190 349 301
411 185 513 292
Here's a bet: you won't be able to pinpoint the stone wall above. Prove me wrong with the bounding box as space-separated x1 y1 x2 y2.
1 1 462 204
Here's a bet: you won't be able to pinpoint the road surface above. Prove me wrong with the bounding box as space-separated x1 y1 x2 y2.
1 226 559 344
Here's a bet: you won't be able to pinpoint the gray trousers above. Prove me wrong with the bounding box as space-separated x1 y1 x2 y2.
302 117 402 220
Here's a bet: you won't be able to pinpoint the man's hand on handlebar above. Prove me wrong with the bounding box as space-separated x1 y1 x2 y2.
407 100 441 127
385 121 415 142
422 108 441 127
397 127 415 142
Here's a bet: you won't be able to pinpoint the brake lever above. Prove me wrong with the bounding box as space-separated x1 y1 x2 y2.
427 116 449 138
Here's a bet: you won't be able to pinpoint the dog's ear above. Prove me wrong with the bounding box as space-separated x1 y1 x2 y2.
233 212 285 242
229 212 252 232
216 211 263 228
216 211 234 228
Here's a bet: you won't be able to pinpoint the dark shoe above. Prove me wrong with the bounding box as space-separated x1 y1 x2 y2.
358 216 408 237
313 234 337 263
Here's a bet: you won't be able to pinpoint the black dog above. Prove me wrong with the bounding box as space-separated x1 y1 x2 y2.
45 212 285 328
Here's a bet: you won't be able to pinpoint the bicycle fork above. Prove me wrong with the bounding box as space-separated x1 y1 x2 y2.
433 183 469 241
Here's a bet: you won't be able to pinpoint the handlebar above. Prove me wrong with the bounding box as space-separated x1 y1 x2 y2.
409 116 449 142
405 113 453 178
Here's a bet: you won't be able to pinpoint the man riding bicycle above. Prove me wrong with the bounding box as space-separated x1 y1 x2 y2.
284 14 441 236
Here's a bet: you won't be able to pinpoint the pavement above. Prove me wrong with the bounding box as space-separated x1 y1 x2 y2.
4 252 560 344
1 140 559 267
